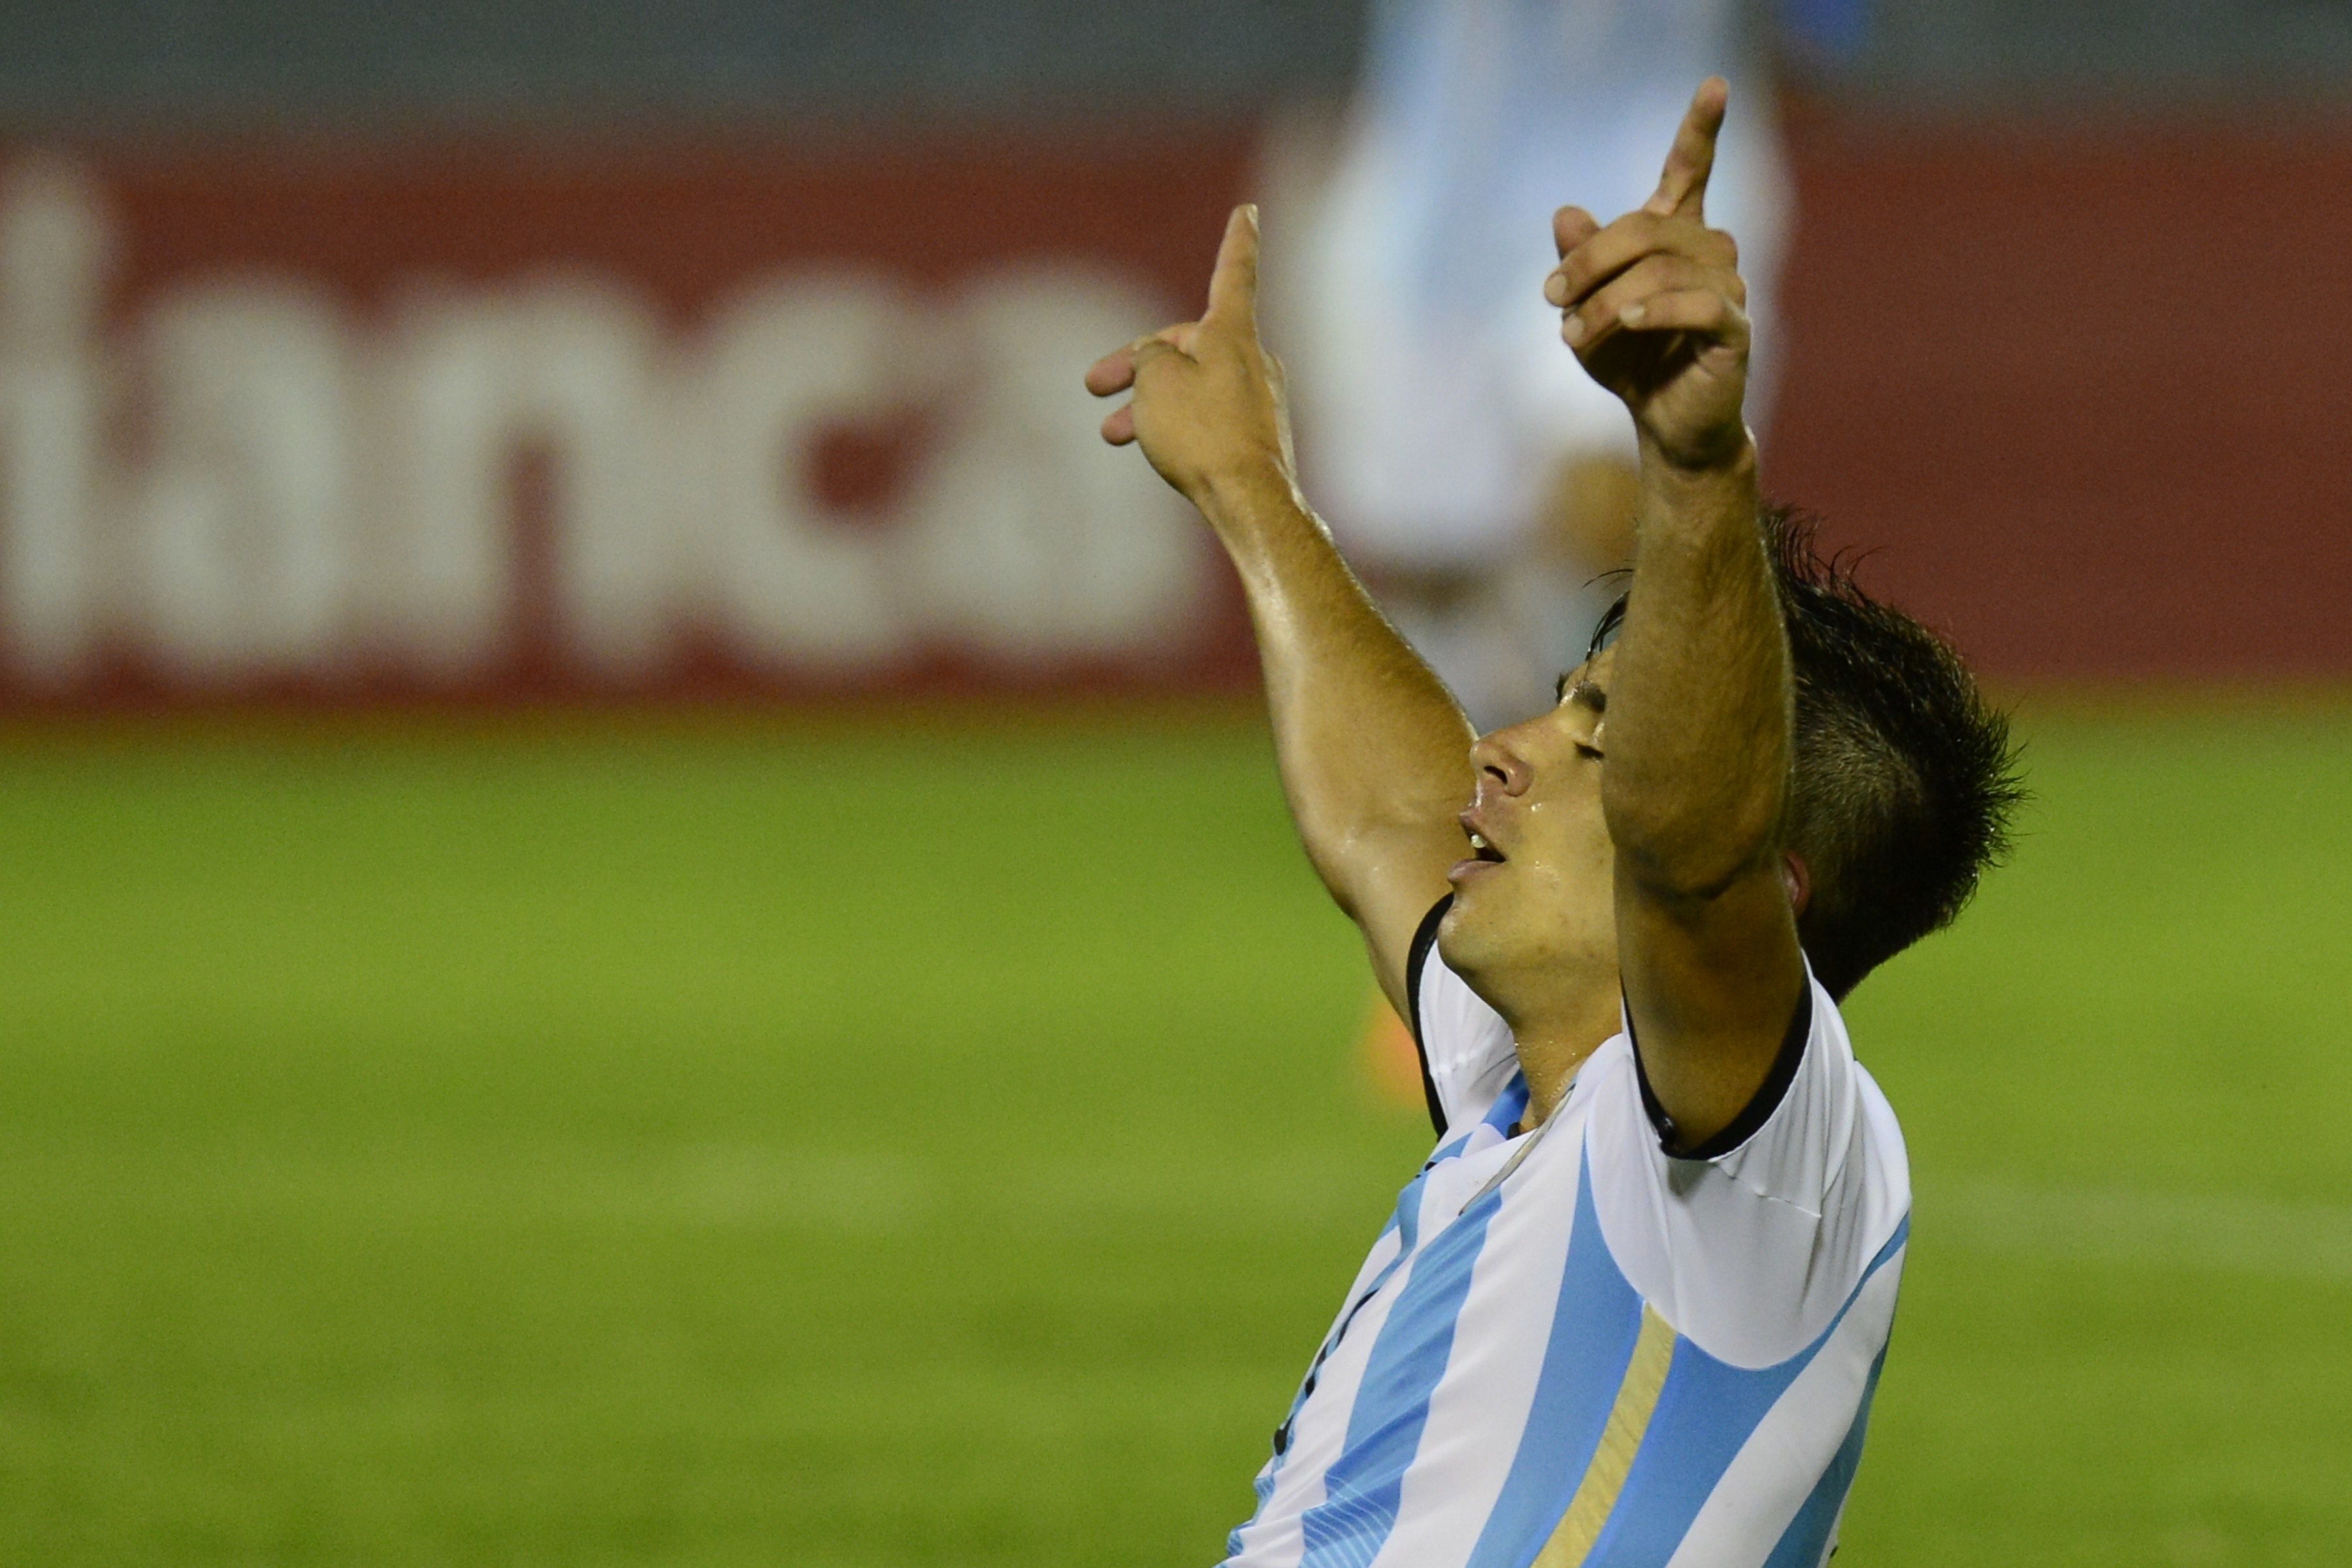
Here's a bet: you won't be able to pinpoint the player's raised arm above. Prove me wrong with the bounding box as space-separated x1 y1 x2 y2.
1544 80 1808 1148
1085 207 1475 1012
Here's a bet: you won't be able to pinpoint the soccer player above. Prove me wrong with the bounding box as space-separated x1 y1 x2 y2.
1085 80 2020 1567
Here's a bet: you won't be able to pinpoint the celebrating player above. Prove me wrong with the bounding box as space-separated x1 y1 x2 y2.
1086 80 2019 1566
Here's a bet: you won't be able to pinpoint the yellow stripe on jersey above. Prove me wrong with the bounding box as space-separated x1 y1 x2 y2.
1534 1303 1678 1568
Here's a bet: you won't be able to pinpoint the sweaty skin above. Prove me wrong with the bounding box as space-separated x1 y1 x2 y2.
1086 80 1804 1147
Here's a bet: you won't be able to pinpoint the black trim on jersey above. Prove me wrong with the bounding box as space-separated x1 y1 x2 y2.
1629 979 1814 1160
1403 896 1453 1137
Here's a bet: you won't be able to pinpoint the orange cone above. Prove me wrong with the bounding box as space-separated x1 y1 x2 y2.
1357 988 1428 1110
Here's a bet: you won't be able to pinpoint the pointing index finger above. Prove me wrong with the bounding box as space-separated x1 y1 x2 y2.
1203 204 1261 329
1643 77 1728 220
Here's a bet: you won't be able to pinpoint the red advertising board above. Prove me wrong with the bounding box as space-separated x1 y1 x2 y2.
1768 112 2352 683
8 110 2352 708
0 130 1262 708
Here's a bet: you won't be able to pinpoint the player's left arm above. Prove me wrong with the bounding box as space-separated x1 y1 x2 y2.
1549 80 1806 1151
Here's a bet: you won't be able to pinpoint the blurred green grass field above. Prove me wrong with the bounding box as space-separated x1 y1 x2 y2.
1 704 2347 1566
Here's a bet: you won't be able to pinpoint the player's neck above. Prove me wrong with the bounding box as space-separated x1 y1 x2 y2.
1498 983 1625 1131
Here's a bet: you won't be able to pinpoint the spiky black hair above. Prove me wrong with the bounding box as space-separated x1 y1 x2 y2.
1588 504 2025 998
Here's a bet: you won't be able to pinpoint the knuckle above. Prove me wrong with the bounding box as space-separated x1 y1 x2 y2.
1645 254 1699 292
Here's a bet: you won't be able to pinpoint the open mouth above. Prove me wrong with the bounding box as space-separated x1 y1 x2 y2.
1466 831 1506 864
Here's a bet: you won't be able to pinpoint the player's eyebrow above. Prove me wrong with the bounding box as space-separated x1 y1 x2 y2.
1556 675 1606 713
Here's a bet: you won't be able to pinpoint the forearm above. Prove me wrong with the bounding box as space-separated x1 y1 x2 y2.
1601 438 1789 894
1199 470 1476 921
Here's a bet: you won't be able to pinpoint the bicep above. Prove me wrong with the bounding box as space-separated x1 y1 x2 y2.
1613 857 1807 1152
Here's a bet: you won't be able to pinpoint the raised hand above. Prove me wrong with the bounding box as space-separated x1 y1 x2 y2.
1084 205 1299 516
1544 78 1750 472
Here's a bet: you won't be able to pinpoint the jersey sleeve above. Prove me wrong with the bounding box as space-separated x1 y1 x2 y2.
1583 962 1913 1369
1403 896 1521 1137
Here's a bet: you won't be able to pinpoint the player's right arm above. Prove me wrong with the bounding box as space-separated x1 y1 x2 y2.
1085 206 1475 1013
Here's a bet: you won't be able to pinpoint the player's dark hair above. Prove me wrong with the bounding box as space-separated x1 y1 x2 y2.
1765 504 2023 997
1591 506 2025 999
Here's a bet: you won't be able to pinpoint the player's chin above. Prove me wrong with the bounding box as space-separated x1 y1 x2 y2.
1433 892 1500 977
1436 877 1493 938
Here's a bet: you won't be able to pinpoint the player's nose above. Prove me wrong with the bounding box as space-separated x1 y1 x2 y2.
1469 730 1533 798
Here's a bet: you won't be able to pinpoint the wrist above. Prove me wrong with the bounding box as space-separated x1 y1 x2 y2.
1639 425 1756 482
1194 461 1306 533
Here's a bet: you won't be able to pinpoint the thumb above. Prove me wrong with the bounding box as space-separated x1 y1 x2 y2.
1552 204 1600 259
1202 204 1261 333
1084 342 1138 398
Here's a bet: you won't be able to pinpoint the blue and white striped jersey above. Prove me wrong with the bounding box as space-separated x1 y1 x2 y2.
1223 902 1910 1568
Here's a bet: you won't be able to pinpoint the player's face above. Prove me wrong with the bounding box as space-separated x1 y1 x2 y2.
1437 648 1620 998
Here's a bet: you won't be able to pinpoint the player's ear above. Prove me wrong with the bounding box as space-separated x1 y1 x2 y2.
1781 851 1811 917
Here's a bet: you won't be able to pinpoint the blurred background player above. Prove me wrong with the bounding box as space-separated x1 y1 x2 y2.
1271 0 1792 732
1263 0 1797 1092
